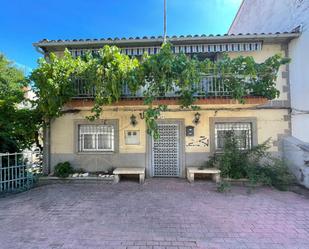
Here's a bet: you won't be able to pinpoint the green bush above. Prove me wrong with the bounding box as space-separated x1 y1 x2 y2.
54 162 74 178
208 132 295 190
246 158 295 190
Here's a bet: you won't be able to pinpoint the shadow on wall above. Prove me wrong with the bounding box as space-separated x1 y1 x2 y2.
283 136 309 189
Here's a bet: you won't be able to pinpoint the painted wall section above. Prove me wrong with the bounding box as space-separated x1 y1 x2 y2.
229 0 309 141
50 107 289 172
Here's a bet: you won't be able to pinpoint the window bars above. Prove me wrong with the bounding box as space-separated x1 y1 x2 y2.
215 122 252 150
78 125 114 152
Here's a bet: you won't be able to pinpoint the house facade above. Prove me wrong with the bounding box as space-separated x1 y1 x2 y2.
34 32 299 177
229 0 309 142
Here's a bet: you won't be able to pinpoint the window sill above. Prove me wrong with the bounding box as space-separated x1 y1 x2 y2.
75 151 116 155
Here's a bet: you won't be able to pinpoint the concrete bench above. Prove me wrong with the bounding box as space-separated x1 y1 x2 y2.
187 167 221 183
113 168 145 184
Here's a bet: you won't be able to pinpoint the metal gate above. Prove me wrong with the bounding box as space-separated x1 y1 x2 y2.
0 152 41 192
152 124 180 177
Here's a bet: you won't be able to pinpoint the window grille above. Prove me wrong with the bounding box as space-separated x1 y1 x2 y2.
215 122 252 150
78 125 114 152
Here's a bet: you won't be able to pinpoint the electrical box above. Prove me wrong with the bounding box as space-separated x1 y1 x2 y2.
186 126 194 136
125 130 140 145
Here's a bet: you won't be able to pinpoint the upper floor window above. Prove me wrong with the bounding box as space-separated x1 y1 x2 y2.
215 122 252 150
78 124 114 152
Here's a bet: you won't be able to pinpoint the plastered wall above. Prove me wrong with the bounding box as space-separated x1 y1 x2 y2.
51 107 289 155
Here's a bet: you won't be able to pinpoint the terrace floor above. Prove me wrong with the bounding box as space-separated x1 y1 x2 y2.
0 179 309 249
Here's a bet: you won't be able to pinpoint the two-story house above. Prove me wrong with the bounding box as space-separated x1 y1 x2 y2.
33 32 299 177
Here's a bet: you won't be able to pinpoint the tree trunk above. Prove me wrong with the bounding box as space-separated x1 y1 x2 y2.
42 120 51 175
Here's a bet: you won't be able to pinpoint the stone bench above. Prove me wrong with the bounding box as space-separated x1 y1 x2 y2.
187 167 221 183
113 168 145 184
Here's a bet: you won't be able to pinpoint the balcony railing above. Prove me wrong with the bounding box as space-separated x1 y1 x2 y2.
72 75 231 99
73 78 96 98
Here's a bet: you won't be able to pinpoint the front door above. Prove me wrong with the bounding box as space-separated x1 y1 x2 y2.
152 123 180 177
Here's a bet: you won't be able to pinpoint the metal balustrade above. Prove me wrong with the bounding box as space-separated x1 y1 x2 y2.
72 75 232 99
72 78 96 98
194 75 230 97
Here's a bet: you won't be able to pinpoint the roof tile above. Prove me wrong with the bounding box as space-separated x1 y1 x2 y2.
35 31 300 45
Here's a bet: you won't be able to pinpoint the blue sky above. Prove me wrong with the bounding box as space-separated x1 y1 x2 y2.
0 0 242 73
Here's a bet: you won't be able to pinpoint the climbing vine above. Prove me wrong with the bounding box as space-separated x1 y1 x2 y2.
30 50 84 120
30 43 290 138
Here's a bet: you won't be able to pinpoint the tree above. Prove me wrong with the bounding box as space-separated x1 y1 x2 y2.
0 53 41 152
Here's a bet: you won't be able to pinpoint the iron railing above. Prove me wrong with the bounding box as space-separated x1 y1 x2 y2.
0 152 40 192
72 75 231 99
72 78 96 98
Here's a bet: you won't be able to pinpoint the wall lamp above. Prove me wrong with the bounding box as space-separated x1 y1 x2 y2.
193 112 201 125
130 114 137 127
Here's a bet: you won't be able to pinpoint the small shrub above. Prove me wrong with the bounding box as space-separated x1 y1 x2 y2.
249 158 295 191
209 132 295 191
54 162 74 178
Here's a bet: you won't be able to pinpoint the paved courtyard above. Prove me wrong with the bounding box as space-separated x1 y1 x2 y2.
0 179 309 249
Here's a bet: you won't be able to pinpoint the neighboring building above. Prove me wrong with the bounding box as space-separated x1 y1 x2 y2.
19 86 36 109
33 32 299 177
229 0 309 142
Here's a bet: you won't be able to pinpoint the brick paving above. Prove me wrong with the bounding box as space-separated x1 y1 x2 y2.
0 179 309 249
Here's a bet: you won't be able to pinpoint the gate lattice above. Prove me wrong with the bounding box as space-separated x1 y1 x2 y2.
152 124 180 177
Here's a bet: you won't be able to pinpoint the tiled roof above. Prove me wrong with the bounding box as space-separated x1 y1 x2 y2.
34 31 300 47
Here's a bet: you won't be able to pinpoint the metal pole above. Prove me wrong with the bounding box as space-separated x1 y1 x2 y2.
163 0 167 43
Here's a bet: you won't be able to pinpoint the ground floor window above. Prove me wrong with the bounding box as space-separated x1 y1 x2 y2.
78 124 114 152
215 122 252 150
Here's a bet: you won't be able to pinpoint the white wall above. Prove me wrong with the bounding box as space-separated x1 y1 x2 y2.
283 136 309 188
229 0 308 34
289 29 309 141
229 0 309 142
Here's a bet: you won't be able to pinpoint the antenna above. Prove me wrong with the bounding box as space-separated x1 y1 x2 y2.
163 0 167 43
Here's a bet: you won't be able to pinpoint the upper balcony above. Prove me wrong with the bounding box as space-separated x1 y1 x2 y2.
72 75 232 99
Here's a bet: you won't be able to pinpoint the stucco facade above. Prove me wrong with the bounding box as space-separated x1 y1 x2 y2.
34 33 296 177
50 107 290 176
229 0 309 142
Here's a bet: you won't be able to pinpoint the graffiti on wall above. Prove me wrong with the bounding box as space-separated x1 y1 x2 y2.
186 136 209 147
